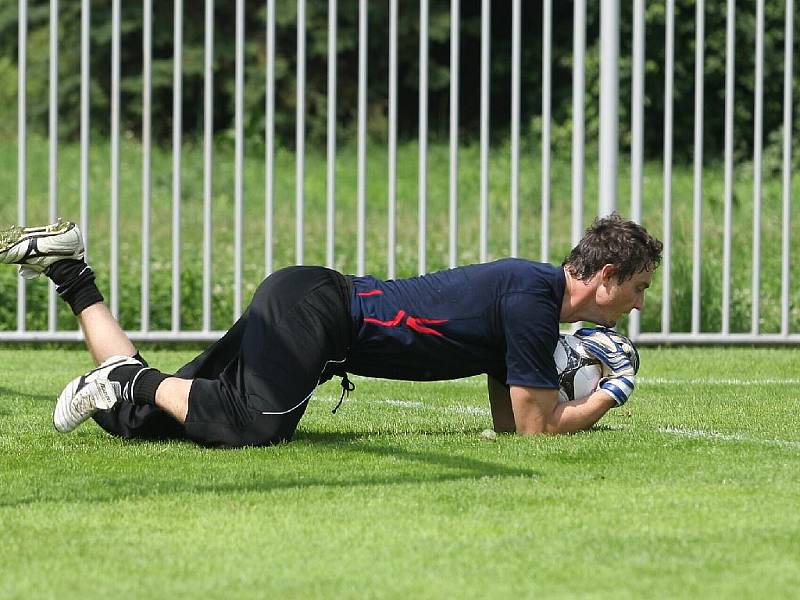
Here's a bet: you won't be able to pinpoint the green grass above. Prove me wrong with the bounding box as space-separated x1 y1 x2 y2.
1 135 799 334
1 347 799 598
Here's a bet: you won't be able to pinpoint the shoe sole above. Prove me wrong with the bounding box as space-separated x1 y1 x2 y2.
0 220 76 253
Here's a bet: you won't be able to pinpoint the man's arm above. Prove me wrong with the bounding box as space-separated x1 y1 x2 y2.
509 385 616 435
487 376 615 434
487 375 516 432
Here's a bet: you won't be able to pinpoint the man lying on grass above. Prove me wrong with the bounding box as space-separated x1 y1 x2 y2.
0 213 661 447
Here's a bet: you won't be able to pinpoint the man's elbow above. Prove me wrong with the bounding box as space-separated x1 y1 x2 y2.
515 417 582 436
513 418 557 436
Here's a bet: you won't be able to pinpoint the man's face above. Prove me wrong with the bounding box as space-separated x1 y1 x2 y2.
595 267 652 327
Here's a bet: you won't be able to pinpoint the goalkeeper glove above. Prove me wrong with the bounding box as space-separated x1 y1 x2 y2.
574 326 639 406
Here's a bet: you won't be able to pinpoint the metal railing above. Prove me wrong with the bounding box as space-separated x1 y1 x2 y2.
1 0 796 344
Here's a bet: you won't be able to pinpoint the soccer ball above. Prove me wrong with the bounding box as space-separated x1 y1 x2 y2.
554 334 603 402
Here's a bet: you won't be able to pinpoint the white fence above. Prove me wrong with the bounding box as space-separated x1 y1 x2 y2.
1 0 797 343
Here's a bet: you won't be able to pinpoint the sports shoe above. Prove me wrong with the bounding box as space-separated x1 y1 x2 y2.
0 219 84 279
54 355 143 433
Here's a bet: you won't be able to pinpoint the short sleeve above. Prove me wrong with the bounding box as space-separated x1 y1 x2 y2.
501 292 560 388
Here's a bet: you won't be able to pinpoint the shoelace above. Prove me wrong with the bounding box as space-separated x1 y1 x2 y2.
332 374 355 414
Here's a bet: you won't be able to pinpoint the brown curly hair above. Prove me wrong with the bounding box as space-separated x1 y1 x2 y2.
562 213 663 283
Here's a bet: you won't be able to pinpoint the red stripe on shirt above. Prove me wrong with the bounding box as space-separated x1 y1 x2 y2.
406 316 448 337
363 309 406 327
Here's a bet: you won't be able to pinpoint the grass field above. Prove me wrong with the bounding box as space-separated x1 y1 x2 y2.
1 346 798 598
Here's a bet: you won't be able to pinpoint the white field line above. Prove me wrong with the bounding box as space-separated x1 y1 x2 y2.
330 397 491 416
655 426 800 448
640 377 800 386
315 395 800 448
389 377 800 386
609 424 800 449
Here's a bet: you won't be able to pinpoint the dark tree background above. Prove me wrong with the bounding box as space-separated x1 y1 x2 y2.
0 0 797 162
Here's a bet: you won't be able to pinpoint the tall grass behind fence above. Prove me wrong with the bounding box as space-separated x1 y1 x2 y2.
0 135 798 335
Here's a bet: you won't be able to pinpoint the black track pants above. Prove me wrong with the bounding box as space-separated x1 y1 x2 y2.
92 266 352 447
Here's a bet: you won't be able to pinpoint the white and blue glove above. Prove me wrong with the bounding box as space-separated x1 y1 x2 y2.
574 326 639 406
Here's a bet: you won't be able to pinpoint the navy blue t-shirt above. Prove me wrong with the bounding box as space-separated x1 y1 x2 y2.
343 258 566 388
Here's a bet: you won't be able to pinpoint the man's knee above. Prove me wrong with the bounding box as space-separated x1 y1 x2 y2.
183 413 292 448
184 378 301 448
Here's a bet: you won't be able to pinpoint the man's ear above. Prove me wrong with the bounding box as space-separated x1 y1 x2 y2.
600 264 617 284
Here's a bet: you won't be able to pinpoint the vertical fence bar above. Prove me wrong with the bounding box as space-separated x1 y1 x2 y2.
17 0 27 333
202 0 214 332
448 0 459 269
418 0 428 275
80 0 89 258
781 0 793 336
141 0 152 332
171 0 182 330
234 0 244 319
479 0 490 263
752 0 764 334
327 0 337 271
662 0 675 334
296 0 306 266
630 0 644 225
111 0 121 319
598 0 619 217
541 0 551 263
629 0 645 339
48 0 58 332
357 0 367 276
571 0 585 248
388 0 397 278
510 0 520 258
691 0 704 334
721 0 735 335
265 0 275 276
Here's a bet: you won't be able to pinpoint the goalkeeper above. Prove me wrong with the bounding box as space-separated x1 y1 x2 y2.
0 214 661 447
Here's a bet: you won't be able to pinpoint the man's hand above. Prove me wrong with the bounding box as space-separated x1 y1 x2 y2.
595 375 635 407
574 327 639 406
574 326 639 377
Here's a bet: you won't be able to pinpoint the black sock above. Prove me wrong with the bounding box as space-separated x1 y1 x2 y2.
109 365 170 406
47 259 104 315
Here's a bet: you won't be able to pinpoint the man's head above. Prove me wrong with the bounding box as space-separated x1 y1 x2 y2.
563 214 663 326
